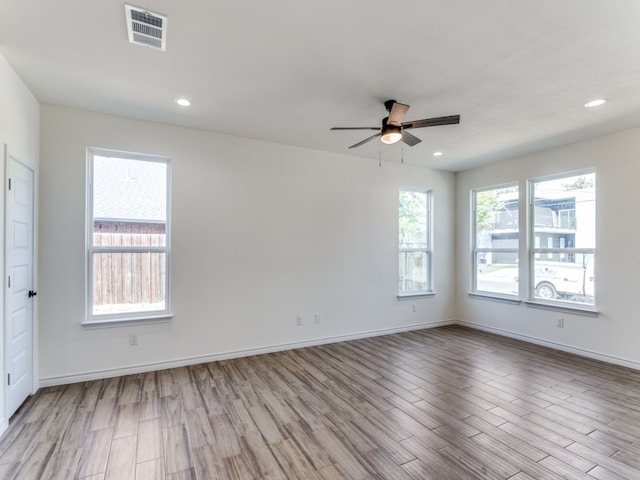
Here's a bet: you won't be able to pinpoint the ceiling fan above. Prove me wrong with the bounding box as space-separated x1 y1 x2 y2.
330 100 460 149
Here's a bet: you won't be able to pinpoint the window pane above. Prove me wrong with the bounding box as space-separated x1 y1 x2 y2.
532 253 594 305
399 191 427 248
475 187 519 246
399 251 428 292
92 252 167 316
88 149 170 321
475 253 518 295
93 221 166 247
533 173 595 249
473 185 519 296
93 155 167 223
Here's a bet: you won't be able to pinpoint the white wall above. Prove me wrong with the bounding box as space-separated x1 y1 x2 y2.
0 53 39 431
39 105 456 384
456 127 640 369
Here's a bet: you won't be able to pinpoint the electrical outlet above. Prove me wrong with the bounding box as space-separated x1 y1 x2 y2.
296 315 303 326
556 317 564 328
129 333 139 345
412 303 417 313
314 314 321 325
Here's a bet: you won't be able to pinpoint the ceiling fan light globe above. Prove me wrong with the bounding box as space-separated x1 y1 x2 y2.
380 132 403 144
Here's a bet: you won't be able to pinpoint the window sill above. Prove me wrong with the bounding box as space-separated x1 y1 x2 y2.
468 292 521 305
397 291 435 299
524 300 599 317
82 312 173 328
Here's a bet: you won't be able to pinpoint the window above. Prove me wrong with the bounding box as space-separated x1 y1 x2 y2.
399 189 431 295
86 148 171 322
530 171 595 306
472 184 519 296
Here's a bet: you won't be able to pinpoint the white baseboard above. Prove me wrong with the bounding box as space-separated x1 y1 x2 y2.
458 320 640 371
39 319 456 387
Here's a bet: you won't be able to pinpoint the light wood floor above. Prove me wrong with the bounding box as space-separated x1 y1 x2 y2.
1 325 640 479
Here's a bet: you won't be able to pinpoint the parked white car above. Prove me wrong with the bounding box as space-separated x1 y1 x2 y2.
534 259 594 301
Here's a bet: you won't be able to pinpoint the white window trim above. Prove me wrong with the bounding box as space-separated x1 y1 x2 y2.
527 169 596 311
471 183 519 298
398 188 433 297
84 147 172 324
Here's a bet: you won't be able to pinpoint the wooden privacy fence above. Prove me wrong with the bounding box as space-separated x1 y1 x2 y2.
93 222 166 309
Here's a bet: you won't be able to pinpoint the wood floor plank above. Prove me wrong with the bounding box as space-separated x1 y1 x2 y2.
76 428 113 478
587 464 631 480
211 413 243 457
282 420 333 470
117 377 141 405
0 325 639 480
500 421 596 472
58 407 93 452
316 463 350 480
104 434 136 480
136 417 163 464
38 446 83 480
432 424 520 478
400 436 477 480
162 424 193 475
470 431 565 480
222 455 256 480
113 403 139 439
184 407 216 449
241 431 287 479
191 444 228 480
312 426 373 480
272 438 321 480
13 440 57 480
135 458 164 480
89 398 117 432
362 449 415 480
464 415 547 462
567 441 640 479
537 455 598 480
436 444 506 480
348 413 416 465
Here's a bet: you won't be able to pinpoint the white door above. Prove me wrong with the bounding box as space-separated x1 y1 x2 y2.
5 151 35 417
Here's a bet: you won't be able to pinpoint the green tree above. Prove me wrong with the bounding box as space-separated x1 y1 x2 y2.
562 175 594 191
399 191 426 245
475 187 517 233
476 190 499 233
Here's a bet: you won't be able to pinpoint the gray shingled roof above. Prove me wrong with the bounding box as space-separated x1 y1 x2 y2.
93 155 167 222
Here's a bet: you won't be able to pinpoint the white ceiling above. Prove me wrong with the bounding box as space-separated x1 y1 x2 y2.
1 0 639 171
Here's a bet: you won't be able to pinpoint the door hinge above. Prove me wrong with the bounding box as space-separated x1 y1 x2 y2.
7 276 10 288
8 178 11 191
7 373 10 386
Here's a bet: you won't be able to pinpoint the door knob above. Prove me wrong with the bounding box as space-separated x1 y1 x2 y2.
28 290 37 298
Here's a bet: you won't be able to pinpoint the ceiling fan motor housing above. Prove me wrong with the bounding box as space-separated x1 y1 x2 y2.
380 117 402 144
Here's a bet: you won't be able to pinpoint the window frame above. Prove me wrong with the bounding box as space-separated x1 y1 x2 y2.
471 183 520 299
527 168 596 310
85 147 172 324
398 188 433 297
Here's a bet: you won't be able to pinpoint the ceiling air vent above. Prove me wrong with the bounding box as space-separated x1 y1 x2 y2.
125 4 167 51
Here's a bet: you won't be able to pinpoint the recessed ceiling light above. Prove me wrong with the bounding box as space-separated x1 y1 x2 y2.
433 151 443 157
584 99 606 108
175 98 191 107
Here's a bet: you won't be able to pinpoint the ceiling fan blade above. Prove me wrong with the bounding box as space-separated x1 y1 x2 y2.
401 130 421 147
402 115 460 129
348 133 381 149
330 127 379 131
388 102 410 126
